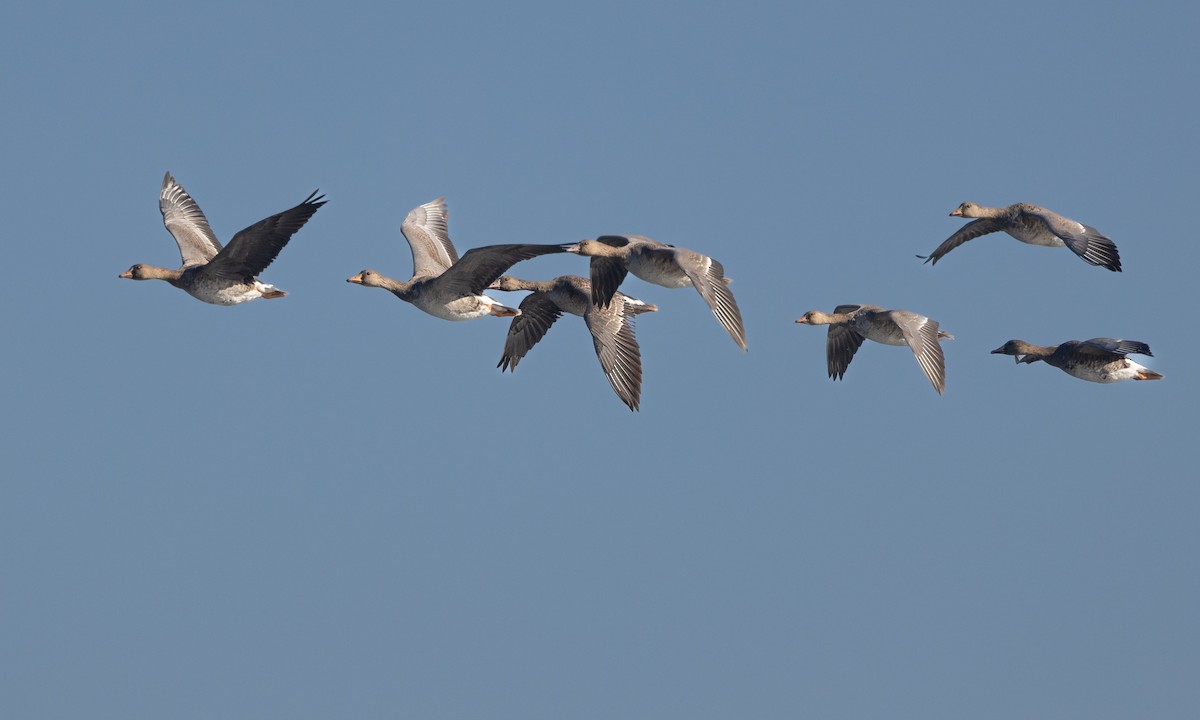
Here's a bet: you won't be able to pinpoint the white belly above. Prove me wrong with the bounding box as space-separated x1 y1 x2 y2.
415 293 507 321
186 280 268 305
1006 225 1065 248
628 256 691 289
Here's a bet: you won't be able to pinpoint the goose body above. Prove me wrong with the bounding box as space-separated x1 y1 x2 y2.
566 235 746 351
796 305 953 395
491 275 657 411
347 198 569 320
120 172 325 304
991 338 1162 383
920 202 1121 272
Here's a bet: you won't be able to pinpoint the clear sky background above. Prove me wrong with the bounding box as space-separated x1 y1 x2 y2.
2 1 1197 718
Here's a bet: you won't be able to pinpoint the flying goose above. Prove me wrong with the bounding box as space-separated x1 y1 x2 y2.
991 338 1162 383
796 304 953 395
120 172 325 304
919 202 1121 271
347 197 568 320
566 235 746 350
491 274 657 411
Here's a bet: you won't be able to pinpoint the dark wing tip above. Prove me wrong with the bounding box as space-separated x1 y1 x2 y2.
1087 241 1121 272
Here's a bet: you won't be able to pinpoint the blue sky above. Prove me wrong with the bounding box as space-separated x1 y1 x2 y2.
2 1 1197 717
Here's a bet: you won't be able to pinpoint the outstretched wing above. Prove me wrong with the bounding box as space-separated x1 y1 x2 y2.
160 172 222 267
585 293 651 411
826 324 866 381
436 243 569 296
202 190 326 281
587 236 634 308
1079 338 1152 357
402 197 459 278
919 218 1003 266
1030 208 1122 272
498 292 564 372
665 248 747 351
890 310 948 395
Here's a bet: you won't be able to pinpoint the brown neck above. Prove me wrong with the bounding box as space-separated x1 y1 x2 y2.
380 276 415 300
1016 340 1058 360
139 265 184 283
805 310 852 325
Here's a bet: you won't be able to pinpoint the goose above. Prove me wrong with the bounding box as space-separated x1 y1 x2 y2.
120 172 324 304
490 275 657 411
991 338 1163 383
566 235 746 350
919 202 1121 271
795 305 953 395
346 197 568 320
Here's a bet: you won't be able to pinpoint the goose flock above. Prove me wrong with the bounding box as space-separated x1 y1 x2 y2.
121 173 1163 410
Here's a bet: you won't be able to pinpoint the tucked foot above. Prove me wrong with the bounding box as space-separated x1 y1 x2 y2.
489 303 521 317
255 281 287 299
